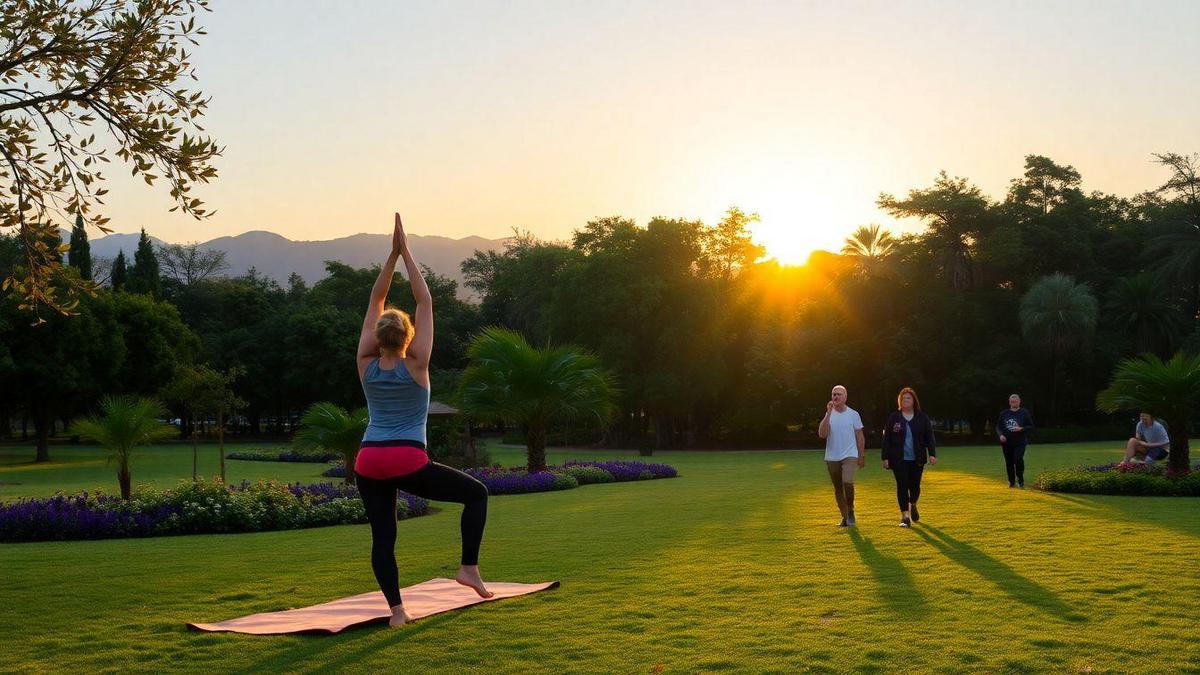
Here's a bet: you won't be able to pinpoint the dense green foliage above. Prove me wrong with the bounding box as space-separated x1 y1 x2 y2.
1037 463 1200 496
2 153 1199 457
465 156 1200 448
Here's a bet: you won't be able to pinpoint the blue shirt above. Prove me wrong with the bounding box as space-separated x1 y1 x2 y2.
902 419 915 461
361 358 430 444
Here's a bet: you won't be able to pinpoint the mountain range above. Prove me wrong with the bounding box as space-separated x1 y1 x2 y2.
60 229 508 296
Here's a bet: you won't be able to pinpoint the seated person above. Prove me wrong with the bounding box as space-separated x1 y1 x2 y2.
1119 412 1170 466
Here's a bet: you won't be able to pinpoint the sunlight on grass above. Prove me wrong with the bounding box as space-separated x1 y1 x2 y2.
1 443 1198 672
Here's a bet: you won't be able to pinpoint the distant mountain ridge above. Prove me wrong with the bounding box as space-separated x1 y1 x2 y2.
60 228 507 296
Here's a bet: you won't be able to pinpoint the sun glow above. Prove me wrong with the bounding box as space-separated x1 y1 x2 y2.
747 196 848 267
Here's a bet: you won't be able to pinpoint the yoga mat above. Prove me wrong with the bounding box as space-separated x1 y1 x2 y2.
187 578 559 635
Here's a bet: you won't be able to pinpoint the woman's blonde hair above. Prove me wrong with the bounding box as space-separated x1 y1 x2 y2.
376 308 414 356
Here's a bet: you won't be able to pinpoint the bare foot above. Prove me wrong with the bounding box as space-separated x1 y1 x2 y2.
456 565 494 598
388 604 414 628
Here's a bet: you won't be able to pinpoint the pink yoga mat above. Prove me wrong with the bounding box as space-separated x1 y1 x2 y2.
187 578 559 635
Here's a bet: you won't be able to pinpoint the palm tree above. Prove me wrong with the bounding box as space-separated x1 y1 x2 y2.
1020 273 1099 424
1144 152 1200 318
1106 273 1186 357
1097 352 1200 472
458 327 618 473
69 396 177 499
841 224 897 277
294 402 368 484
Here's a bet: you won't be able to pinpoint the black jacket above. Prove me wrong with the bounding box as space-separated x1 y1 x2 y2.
881 410 937 466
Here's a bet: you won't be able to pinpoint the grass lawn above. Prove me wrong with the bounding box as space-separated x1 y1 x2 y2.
1 440 1198 673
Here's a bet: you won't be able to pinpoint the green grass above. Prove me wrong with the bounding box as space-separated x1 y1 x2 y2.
0 443 324 500
2 440 1199 673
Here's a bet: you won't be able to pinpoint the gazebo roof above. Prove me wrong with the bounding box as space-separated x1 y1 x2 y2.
429 401 460 417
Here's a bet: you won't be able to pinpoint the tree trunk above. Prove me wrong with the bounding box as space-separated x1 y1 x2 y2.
343 449 356 484
32 409 51 463
118 465 132 500
654 414 672 450
218 410 226 483
1048 350 1060 427
526 423 547 473
191 431 198 481
1168 415 1190 474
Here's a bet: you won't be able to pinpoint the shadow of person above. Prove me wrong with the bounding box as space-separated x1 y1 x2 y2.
848 529 930 618
915 525 1086 623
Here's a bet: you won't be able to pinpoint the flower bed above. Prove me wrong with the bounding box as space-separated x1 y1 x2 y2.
322 459 679 495
1036 462 1200 496
463 467 579 494
562 460 678 481
226 448 341 463
0 479 428 543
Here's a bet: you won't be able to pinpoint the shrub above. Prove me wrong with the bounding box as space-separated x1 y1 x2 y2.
560 465 615 485
0 479 429 543
1036 462 1200 496
227 448 341 463
562 460 678 481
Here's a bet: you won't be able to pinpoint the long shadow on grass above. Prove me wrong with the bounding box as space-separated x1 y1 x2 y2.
1038 492 1200 539
848 529 929 618
914 525 1086 623
238 612 457 673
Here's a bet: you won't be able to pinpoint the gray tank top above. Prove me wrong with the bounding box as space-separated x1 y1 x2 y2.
361 358 430 444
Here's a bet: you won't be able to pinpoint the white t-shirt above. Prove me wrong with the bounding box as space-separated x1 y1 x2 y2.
824 407 864 461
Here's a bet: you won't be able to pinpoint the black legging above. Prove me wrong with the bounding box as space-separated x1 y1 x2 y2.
1001 442 1027 485
891 460 923 511
356 462 488 608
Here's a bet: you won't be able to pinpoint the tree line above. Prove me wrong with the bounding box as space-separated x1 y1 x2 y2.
1 153 1198 461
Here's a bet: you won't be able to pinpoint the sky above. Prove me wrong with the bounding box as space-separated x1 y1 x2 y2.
92 0 1200 264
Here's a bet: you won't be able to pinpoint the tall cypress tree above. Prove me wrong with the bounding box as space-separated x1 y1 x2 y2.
67 213 92 280
129 229 160 297
111 250 128 291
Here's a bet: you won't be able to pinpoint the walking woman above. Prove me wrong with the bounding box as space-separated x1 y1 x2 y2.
355 213 491 627
880 387 937 527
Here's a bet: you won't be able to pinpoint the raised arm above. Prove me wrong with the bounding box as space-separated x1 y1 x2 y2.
398 216 434 369
818 400 833 439
356 216 404 376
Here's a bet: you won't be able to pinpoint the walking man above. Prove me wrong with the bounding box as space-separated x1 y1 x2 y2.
998 394 1035 488
819 385 866 527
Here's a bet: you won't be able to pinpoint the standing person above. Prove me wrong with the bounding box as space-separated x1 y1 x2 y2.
354 213 492 628
1118 412 1170 466
997 394 1035 488
881 387 937 527
818 385 866 527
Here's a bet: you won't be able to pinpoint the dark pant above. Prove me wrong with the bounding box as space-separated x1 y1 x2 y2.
1001 442 1026 485
891 459 923 511
356 462 489 608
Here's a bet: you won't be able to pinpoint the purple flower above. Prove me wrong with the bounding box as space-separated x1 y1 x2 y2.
561 460 678 480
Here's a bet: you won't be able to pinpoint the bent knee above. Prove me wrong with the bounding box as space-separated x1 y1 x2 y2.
468 478 489 502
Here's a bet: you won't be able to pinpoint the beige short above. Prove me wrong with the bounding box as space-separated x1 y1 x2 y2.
826 457 859 484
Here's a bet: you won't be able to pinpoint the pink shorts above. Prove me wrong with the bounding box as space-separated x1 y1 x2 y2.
354 442 430 479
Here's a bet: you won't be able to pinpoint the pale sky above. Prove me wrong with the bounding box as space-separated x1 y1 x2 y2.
92 0 1200 263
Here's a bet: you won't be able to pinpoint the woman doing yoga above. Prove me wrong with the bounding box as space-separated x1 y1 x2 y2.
355 213 491 627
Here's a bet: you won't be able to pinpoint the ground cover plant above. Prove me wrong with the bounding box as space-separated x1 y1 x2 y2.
1037 461 1200 496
